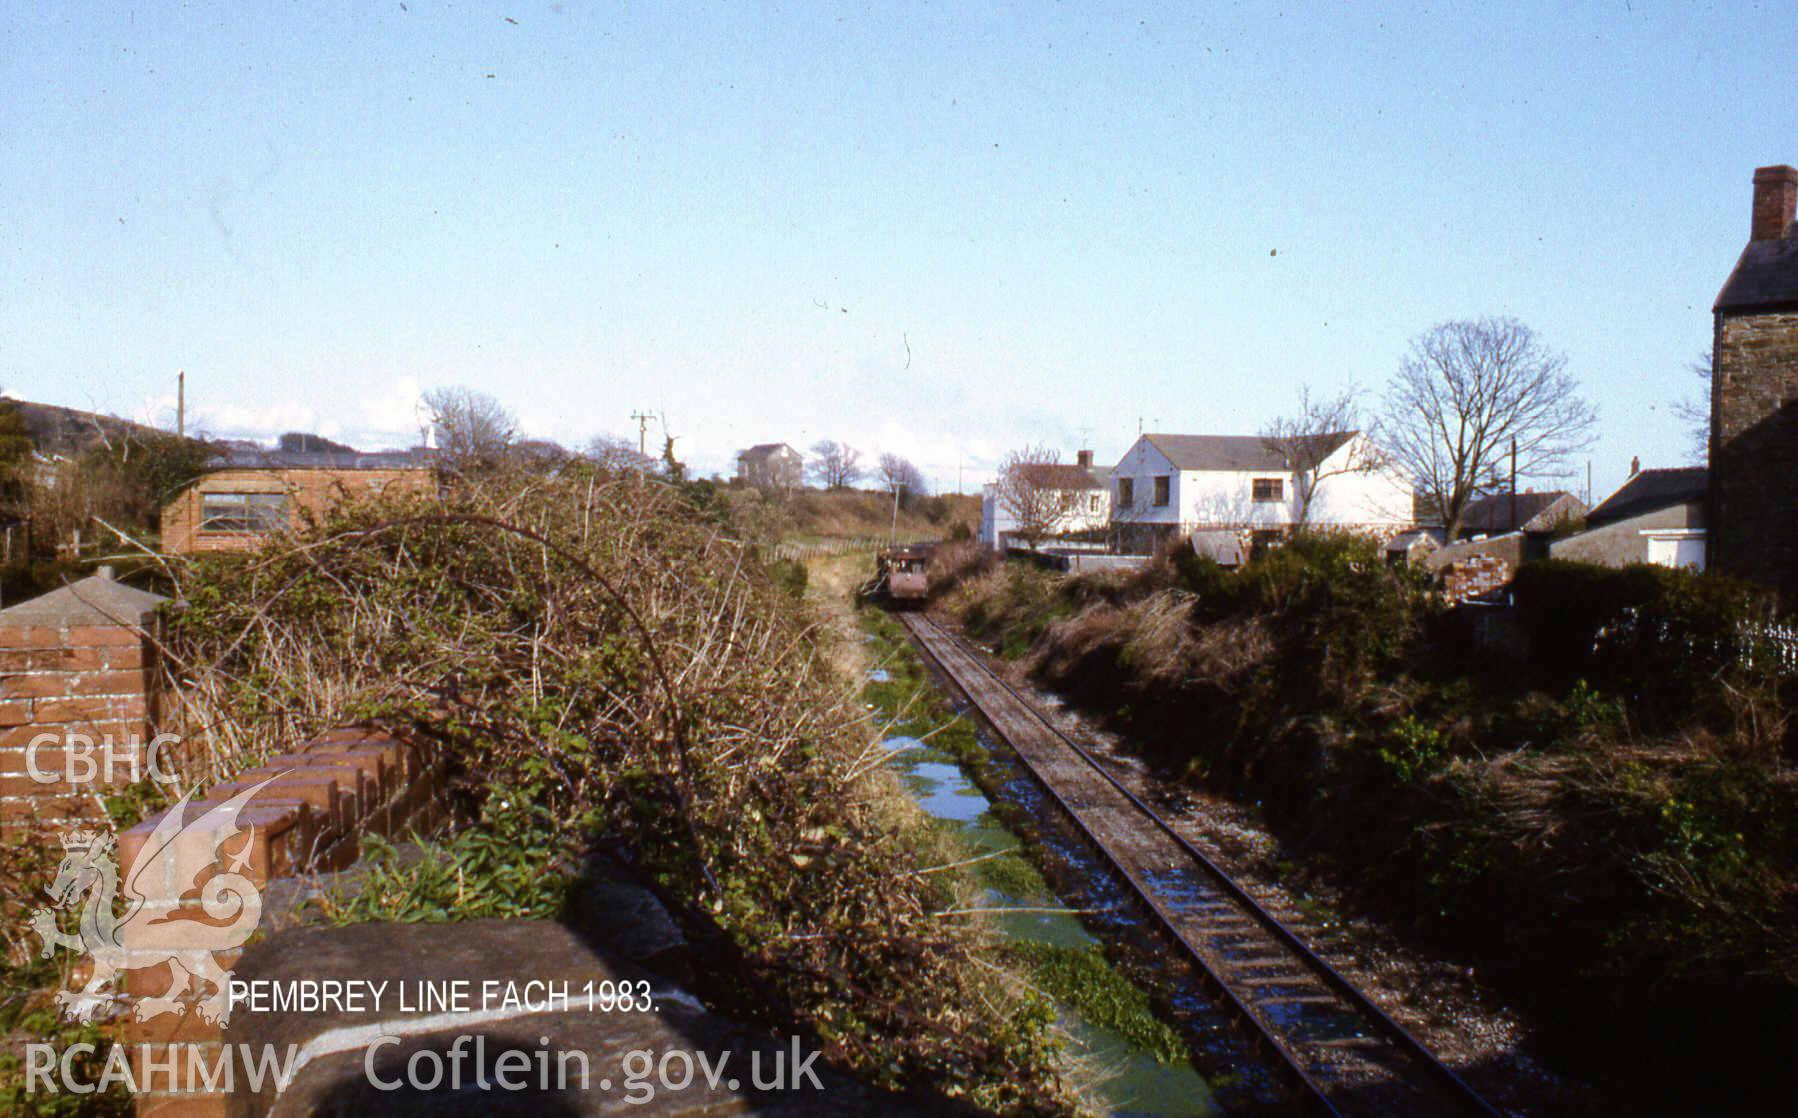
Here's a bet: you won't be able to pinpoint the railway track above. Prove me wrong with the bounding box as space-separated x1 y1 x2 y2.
899 612 1504 1118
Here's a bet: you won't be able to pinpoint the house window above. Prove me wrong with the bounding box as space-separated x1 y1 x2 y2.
199 492 288 533
1089 494 1101 512
1117 478 1134 507
1252 478 1284 502
1152 476 1170 507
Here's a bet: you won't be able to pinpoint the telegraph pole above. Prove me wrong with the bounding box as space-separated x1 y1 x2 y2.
1509 437 1518 529
177 371 185 437
629 411 653 457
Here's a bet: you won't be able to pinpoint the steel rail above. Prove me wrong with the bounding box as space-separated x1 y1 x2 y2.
901 612 1504 1118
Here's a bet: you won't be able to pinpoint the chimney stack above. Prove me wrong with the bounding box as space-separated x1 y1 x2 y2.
1750 164 1798 241
1630 455 1640 476
1076 449 1094 469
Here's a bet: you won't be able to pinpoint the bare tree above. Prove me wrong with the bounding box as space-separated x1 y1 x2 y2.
585 434 657 473
1671 351 1712 465
424 386 515 472
808 440 865 489
994 444 1084 549
510 439 573 468
1260 385 1385 529
1382 318 1597 541
877 452 928 509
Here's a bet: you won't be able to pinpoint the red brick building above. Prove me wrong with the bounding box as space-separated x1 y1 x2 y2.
160 449 435 555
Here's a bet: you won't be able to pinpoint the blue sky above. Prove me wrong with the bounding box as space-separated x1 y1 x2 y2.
3 2 1791 497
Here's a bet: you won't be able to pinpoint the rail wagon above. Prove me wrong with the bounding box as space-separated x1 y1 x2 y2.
873 544 932 609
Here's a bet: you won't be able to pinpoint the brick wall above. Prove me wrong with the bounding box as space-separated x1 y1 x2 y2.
159 467 435 555
0 572 166 840
121 724 446 1118
1713 310 1798 596
1439 554 1512 603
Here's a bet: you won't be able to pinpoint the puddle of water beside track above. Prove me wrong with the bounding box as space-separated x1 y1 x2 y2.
882 733 1221 1117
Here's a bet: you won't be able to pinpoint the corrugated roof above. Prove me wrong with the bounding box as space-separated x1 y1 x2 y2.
1585 467 1708 527
1144 432 1354 472
1715 231 1798 313
210 448 431 470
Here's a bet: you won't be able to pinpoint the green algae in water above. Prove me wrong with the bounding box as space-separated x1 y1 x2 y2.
864 610 1219 1116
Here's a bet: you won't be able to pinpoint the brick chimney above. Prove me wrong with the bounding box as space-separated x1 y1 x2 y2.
1076 449 1093 469
1750 164 1797 241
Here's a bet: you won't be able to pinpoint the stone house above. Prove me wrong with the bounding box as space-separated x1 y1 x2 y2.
1711 163 1798 598
1549 467 1708 570
1107 432 1413 553
160 449 436 555
735 443 802 490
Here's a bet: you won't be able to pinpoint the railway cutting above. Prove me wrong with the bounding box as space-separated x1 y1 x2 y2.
900 611 1505 1118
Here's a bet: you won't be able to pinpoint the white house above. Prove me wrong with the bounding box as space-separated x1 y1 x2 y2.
1108 432 1413 551
980 451 1110 549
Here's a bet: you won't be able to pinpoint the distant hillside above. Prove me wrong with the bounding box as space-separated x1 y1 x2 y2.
9 399 172 457
781 487 979 540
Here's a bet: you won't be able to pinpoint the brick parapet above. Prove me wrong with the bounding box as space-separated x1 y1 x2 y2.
110 723 446 1115
0 574 166 840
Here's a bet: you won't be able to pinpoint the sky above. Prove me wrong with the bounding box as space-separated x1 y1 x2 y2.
2 2 1792 498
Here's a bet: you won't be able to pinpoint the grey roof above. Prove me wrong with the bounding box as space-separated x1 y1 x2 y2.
1458 491 1584 536
1144 432 1354 472
1585 467 1708 527
0 571 167 626
1715 232 1798 313
737 443 797 461
210 448 432 470
1019 463 1104 491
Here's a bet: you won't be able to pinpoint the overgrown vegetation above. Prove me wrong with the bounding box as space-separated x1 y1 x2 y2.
138 465 1070 1112
938 534 1796 1111
1 780 175 1116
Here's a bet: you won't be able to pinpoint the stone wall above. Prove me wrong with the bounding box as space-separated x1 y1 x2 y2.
160 467 435 555
1713 310 1798 596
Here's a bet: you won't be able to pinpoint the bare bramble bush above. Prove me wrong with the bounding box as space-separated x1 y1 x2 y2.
155 463 1071 1113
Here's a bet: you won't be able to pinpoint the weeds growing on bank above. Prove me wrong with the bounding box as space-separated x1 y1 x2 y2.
932 533 1797 1110
12 466 1078 1114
